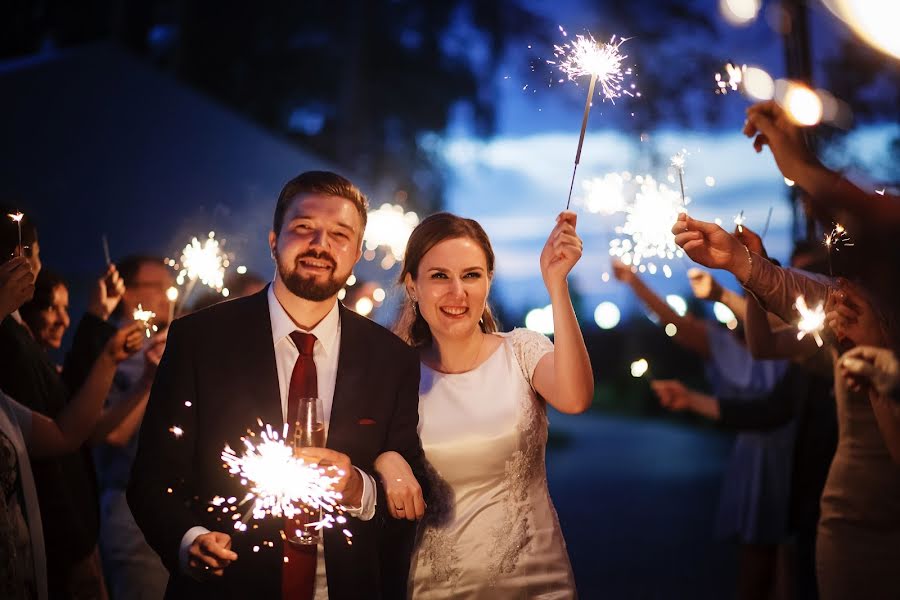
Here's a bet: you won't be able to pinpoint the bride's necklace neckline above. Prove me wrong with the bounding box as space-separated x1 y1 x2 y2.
427 332 487 375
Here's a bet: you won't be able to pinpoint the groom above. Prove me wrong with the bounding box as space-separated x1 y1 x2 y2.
128 171 427 599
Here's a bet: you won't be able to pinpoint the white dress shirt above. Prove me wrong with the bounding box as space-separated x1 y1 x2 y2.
180 287 376 598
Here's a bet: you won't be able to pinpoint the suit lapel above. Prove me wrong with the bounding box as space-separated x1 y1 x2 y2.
238 286 283 429
327 305 367 451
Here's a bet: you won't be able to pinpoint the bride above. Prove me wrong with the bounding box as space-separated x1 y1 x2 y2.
375 211 594 598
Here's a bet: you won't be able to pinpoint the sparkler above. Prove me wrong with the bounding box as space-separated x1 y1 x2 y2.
733 210 746 233
795 295 826 347
102 234 112 266
823 223 854 276
670 150 688 208
581 172 627 215
550 32 632 209
608 174 686 275
170 232 230 313
219 423 350 541
761 206 774 239
714 62 744 94
133 303 158 338
7 212 24 256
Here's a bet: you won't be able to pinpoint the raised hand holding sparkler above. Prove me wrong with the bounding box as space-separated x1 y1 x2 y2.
88 264 125 321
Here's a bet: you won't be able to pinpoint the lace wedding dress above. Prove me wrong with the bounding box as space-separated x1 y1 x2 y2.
409 328 576 599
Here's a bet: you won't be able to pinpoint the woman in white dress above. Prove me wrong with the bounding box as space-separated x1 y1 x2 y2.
375 211 594 598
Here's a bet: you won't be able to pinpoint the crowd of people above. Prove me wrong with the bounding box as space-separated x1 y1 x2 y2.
0 98 897 600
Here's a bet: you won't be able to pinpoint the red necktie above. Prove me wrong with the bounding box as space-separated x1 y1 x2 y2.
283 331 318 600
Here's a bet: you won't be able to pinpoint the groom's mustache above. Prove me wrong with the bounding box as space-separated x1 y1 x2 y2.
295 249 337 270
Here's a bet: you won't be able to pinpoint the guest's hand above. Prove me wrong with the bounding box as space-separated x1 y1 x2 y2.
540 211 583 295
651 380 693 412
672 214 751 283
88 264 125 321
298 447 364 508
733 224 767 259
687 268 722 302
0 257 35 320
139 330 168 386
839 346 899 398
611 259 637 285
374 451 426 521
825 280 886 348
103 323 145 364
188 531 237 580
742 100 820 183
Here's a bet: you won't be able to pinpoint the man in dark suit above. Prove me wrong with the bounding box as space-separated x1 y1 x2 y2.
128 171 427 599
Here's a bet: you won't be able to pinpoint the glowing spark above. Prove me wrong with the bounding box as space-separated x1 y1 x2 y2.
608 175 686 272
550 34 631 102
630 358 650 378
733 211 746 233
876 188 885 195
363 204 420 260
133 303 159 338
795 295 825 347
581 172 627 215
7 212 24 255
176 233 228 292
219 425 350 541
166 286 179 302
714 62 744 94
169 426 184 438
823 223 853 252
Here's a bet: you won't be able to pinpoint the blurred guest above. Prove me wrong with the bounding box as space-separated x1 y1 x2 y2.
0 254 142 600
614 258 795 600
0 209 144 599
89 255 173 600
674 212 900 599
20 270 71 359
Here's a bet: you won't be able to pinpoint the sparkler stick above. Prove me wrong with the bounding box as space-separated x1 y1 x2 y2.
671 151 687 208
102 234 112 266
733 210 745 233
566 73 598 209
7 212 24 257
760 206 774 239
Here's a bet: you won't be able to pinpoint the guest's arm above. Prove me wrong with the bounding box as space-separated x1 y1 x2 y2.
27 324 143 458
617 260 709 359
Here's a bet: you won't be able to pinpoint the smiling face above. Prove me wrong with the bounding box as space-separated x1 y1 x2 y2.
269 193 363 302
406 236 491 342
35 283 69 350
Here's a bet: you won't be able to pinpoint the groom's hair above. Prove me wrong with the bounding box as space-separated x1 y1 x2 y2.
273 171 369 239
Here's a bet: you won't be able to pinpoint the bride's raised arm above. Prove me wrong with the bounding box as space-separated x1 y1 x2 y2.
531 211 594 414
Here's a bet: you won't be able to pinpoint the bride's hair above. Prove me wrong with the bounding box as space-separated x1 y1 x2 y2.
394 212 499 347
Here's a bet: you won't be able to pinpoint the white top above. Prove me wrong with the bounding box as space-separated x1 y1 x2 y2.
180 287 375 599
409 328 575 599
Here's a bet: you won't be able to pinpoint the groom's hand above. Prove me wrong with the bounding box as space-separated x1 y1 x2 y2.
298 447 364 508
188 531 237 580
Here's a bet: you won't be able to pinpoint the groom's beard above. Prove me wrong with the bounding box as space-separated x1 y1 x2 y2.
276 248 348 302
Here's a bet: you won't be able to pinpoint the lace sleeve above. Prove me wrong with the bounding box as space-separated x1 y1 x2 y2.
506 328 554 388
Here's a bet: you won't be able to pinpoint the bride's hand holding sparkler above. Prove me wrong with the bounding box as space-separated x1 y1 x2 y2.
188 531 237 580
374 451 426 521
672 214 752 283
298 447 364 508
88 263 125 321
540 211 583 294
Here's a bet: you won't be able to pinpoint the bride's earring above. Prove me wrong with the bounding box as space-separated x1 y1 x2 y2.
410 294 418 315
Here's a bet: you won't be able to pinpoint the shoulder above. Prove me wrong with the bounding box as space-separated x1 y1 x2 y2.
499 327 554 350
172 290 265 334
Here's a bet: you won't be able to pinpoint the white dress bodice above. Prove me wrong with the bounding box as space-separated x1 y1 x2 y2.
409 329 576 599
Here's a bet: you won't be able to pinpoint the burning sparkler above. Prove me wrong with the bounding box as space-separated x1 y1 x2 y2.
823 223 854 276
549 30 633 209
219 423 350 540
608 175 686 274
733 211 746 233
133 303 158 338
7 212 24 256
795 295 826 347
630 358 653 379
168 232 231 313
714 62 744 94
581 172 628 215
